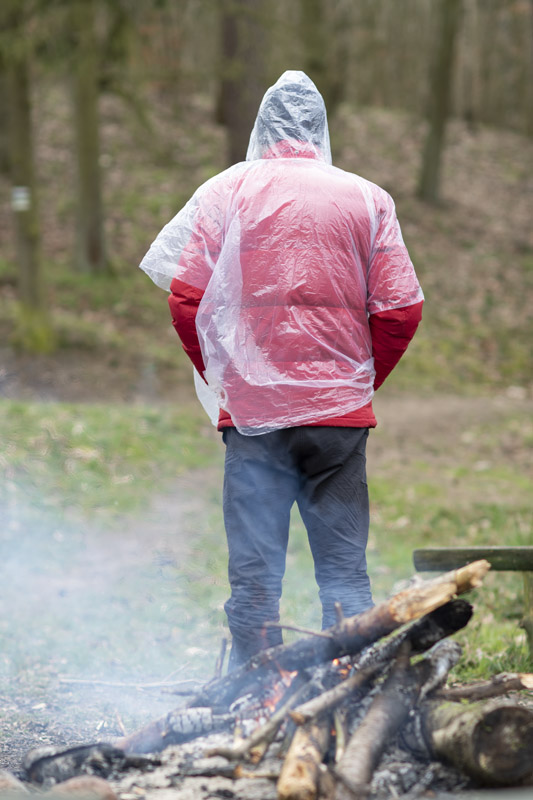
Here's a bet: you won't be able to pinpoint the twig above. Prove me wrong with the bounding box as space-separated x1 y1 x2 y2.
263 621 333 639
214 638 228 680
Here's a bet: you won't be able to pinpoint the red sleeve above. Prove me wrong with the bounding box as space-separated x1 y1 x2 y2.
168 277 206 378
369 300 423 390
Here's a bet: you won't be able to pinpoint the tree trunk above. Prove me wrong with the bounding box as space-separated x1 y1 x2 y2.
0 62 10 175
5 5 55 353
527 0 533 135
71 0 108 274
418 0 462 204
299 0 329 103
423 699 533 786
217 0 268 165
299 0 350 120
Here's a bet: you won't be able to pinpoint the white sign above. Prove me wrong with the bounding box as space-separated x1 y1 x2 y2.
11 186 31 212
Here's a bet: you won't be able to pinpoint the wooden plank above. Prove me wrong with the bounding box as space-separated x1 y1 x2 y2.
413 547 533 572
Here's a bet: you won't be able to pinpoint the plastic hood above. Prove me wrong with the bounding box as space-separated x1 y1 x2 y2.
246 70 332 164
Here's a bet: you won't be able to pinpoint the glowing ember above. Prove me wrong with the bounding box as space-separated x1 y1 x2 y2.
262 666 298 714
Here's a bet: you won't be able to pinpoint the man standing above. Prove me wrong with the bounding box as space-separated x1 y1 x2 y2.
139 71 423 670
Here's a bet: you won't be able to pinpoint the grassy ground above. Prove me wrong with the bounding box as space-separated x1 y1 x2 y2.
1 86 532 771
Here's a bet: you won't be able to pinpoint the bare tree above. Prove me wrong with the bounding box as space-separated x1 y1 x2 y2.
217 0 269 165
3 1 55 352
299 0 350 117
70 0 108 274
418 0 463 204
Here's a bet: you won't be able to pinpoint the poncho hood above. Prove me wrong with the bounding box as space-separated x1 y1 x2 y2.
246 70 332 164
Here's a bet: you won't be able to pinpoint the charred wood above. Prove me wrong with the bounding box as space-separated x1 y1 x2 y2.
23 743 158 786
334 639 461 799
334 646 425 800
116 707 234 755
417 639 462 700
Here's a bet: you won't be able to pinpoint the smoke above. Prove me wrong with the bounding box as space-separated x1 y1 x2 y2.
0 474 226 758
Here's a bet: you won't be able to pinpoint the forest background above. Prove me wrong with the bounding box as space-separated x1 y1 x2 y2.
0 0 532 768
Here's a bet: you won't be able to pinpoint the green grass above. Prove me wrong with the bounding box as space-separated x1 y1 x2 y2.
1 399 218 519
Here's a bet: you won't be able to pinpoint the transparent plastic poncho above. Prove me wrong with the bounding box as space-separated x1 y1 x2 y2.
139 71 423 434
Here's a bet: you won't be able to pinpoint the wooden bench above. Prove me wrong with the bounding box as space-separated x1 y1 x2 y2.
413 547 533 659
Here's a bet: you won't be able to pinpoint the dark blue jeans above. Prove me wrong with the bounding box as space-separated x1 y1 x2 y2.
222 426 373 667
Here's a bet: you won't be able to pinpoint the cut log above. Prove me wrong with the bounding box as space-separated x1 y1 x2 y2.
191 562 489 710
423 698 533 786
277 716 331 800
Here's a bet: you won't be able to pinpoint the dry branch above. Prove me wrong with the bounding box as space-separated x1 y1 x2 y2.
436 672 533 702
277 716 331 800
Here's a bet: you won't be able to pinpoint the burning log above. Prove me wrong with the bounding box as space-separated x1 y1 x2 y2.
422 698 533 786
290 599 472 726
207 679 310 762
191 561 489 711
277 717 331 800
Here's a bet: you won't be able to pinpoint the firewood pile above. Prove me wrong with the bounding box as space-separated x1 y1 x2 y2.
14 561 533 800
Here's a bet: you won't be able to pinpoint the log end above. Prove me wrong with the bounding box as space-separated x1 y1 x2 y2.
473 705 533 785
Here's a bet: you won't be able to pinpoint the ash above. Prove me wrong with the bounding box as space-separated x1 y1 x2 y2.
369 744 470 800
115 731 281 800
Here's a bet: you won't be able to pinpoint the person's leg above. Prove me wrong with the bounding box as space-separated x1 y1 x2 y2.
295 427 373 629
222 428 299 669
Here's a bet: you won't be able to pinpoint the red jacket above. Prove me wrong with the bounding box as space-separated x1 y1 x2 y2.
169 277 422 429
139 72 423 432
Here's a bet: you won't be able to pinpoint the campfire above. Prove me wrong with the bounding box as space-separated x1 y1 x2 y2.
13 560 533 800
